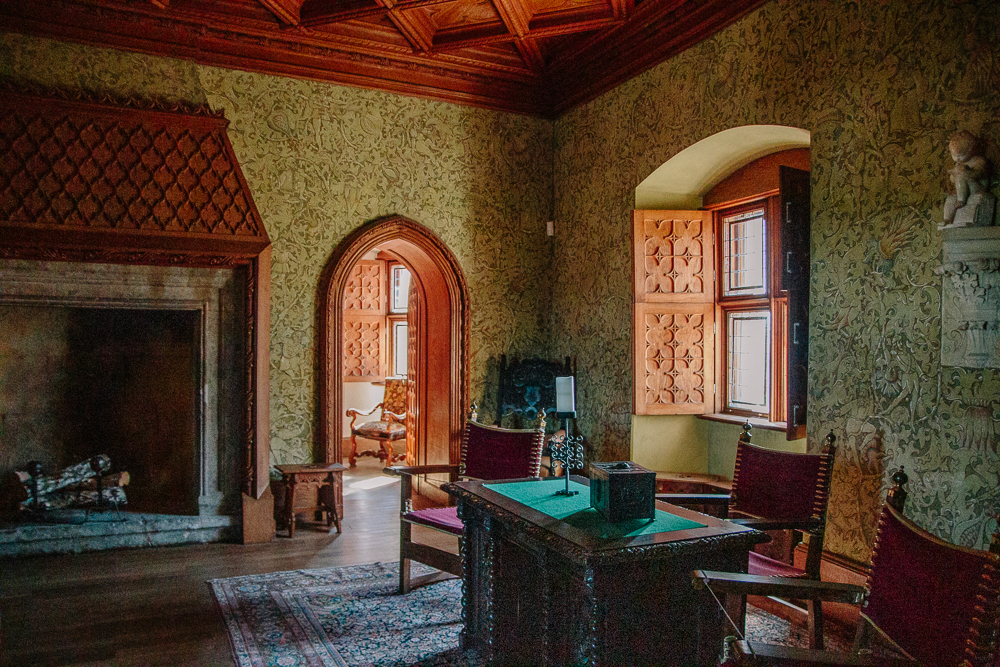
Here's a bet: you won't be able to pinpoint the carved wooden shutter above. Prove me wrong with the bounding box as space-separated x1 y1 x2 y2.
780 167 810 440
633 210 715 415
343 260 386 382
404 277 421 465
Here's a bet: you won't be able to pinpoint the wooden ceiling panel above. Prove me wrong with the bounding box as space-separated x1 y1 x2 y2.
0 0 768 117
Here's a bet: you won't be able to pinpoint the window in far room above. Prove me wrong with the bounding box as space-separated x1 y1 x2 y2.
388 263 411 378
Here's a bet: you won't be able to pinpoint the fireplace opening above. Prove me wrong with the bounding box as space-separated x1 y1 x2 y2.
2 305 200 516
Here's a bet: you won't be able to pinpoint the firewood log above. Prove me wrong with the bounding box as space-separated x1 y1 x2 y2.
27 487 127 511
15 455 112 498
68 471 130 491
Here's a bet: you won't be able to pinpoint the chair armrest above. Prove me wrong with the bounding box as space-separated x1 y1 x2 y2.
729 516 825 533
656 493 732 506
383 410 406 423
692 569 867 604
383 464 460 477
346 404 383 429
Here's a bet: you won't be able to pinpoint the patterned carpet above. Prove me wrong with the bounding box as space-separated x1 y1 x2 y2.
209 562 843 667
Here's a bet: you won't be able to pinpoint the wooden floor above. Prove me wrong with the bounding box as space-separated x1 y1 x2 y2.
0 458 458 667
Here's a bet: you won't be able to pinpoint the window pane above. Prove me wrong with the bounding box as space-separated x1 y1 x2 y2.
722 208 767 297
392 320 408 377
391 266 411 313
727 310 770 413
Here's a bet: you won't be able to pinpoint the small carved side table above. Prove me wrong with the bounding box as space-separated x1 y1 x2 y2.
275 463 347 537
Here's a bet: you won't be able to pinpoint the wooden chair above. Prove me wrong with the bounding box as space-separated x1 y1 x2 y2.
346 377 406 467
657 423 836 649
385 406 545 594
698 469 1000 666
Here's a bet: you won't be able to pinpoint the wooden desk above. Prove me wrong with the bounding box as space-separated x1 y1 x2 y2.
445 476 766 666
274 463 347 538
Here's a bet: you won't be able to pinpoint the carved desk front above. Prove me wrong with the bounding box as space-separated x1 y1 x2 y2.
445 476 766 667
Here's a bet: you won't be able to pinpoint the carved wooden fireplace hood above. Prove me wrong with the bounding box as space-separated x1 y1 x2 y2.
0 86 272 533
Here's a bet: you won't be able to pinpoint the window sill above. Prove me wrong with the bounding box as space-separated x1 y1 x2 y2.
698 413 787 432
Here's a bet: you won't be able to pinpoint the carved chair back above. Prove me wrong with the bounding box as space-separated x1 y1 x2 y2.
496 355 572 429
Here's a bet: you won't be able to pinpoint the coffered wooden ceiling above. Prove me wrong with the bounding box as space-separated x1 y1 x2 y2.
0 0 766 117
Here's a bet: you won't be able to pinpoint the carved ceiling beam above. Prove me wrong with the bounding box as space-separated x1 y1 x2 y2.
260 0 303 25
491 0 531 37
431 12 618 53
388 7 435 52
514 37 545 72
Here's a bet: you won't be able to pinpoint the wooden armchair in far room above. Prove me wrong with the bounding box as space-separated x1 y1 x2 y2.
346 376 406 468
697 469 1000 666
657 423 837 650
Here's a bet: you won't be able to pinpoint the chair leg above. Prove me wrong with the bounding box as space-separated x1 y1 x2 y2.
348 434 360 468
807 599 824 650
400 521 412 594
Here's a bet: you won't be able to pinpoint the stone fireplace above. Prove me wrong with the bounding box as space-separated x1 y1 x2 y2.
0 260 246 554
0 87 273 552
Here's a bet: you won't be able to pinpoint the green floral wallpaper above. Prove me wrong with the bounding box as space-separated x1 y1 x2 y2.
2 0 998 564
552 0 1000 560
0 32 554 466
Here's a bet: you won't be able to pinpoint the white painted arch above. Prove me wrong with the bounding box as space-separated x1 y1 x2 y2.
635 125 811 210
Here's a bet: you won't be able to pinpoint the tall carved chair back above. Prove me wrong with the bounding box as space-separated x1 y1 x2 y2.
346 377 407 467
386 406 546 594
496 355 572 429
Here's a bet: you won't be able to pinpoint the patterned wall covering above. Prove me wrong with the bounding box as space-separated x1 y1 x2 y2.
0 32 554 470
1 0 998 563
551 0 1000 560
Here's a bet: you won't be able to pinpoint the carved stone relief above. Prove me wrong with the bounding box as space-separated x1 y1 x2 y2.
937 227 1000 368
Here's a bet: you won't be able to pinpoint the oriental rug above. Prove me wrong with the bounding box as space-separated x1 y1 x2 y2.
209 561 840 667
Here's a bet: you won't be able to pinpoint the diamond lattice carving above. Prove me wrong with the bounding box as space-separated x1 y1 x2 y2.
643 217 706 295
643 311 706 406
0 103 262 238
343 320 383 378
344 263 383 311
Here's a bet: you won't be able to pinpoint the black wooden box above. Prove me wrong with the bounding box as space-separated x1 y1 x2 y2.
589 461 656 522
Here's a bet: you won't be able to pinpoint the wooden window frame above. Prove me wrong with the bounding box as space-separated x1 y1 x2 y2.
714 195 787 422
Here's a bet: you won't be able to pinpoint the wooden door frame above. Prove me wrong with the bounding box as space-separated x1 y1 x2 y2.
318 216 470 467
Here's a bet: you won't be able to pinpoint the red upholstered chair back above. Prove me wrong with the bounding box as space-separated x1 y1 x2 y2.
460 420 544 481
730 441 834 522
864 505 1000 666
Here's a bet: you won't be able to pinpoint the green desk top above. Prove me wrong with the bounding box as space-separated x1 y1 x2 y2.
483 478 704 539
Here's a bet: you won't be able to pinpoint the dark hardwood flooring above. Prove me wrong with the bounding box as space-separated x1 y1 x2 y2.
0 458 457 666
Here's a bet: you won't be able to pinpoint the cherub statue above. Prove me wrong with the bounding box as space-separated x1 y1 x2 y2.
942 130 994 227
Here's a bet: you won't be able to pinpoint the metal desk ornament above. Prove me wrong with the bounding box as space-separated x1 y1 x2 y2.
550 376 584 496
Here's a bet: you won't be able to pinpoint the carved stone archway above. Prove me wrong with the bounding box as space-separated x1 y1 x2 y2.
318 216 470 470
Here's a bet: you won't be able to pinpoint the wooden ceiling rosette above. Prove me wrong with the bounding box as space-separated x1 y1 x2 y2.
0 85 271 502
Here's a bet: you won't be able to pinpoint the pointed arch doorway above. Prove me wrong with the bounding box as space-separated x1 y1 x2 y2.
319 216 470 489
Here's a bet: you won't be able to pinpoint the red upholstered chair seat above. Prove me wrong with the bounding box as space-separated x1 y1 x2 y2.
747 552 808 579
404 506 464 535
